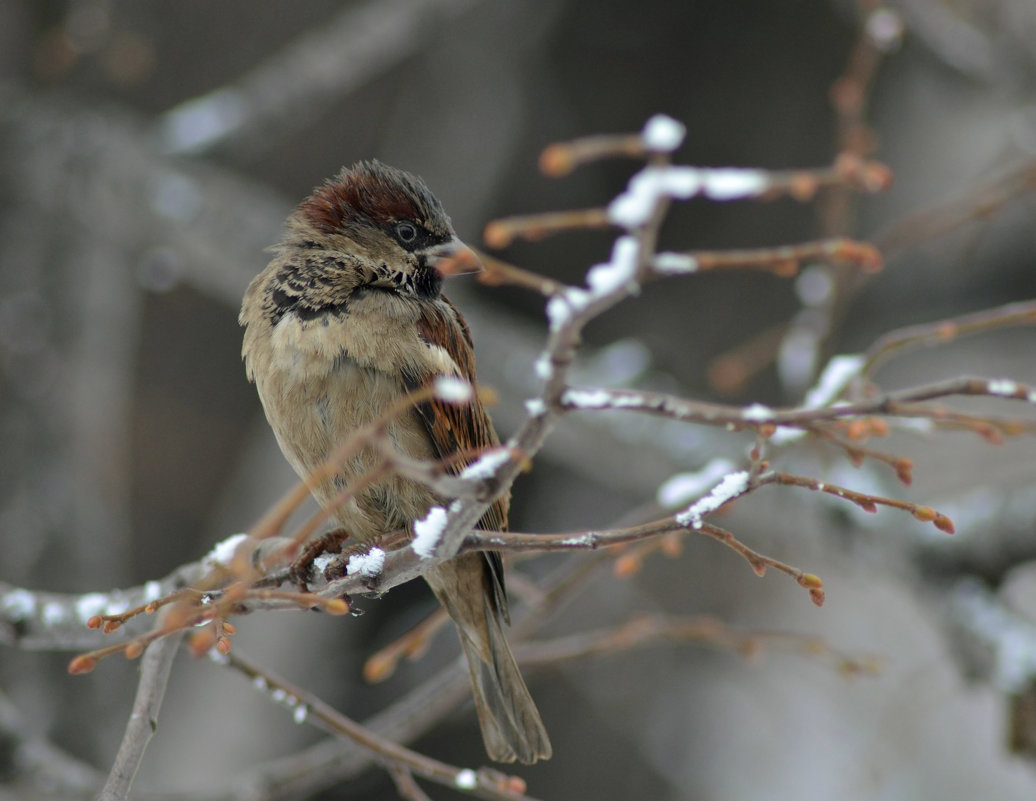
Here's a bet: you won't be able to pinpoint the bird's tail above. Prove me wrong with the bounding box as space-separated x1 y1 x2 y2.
425 555 552 765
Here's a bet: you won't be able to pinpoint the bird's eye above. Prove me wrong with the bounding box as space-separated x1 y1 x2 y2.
395 222 418 243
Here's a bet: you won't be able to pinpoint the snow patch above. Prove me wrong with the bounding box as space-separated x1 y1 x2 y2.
461 449 510 480
455 769 478 790
742 403 774 422
434 376 473 403
642 114 686 151
653 252 699 274
75 593 111 625
675 470 750 529
346 547 385 579
988 379 1019 397
803 354 865 408
412 507 448 558
205 533 249 568
1 589 36 620
657 459 738 508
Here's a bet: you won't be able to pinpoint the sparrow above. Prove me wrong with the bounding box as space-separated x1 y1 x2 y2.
239 160 551 764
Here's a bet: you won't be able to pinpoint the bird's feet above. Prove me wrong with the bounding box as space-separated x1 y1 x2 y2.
289 527 353 591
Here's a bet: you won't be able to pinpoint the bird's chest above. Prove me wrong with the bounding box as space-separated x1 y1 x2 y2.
261 345 433 468
255 318 439 537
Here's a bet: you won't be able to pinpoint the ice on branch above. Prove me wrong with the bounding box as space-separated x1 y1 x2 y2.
772 354 864 444
609 166 699 228
561 388 650 410
587 236 639 295
75 593 112 626
700 169 770 201
742 403 774 422
346 548 385 579
460 448 510 480
803 354 866 408
987 379 1018 397
866 8 904 51
657 458 738 508
1 588 36 620
525 398 546 417
609 166 771 228
412 506 448 558
675 470 750 529
545 288 591 332
653 251 699 274
455 769 478 790
434 376 473 403
534 354 552 380
642 114 686 152
42 602 67 626
203 533 249 568
546 237 640 331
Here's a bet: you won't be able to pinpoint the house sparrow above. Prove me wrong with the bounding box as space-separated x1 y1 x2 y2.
239 160 551 764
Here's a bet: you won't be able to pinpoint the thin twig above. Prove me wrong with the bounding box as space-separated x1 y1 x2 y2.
222 650 541 801
515 614 880 676
96 628 184 801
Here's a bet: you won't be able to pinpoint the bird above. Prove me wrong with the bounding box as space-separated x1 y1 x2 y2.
239 160 551 764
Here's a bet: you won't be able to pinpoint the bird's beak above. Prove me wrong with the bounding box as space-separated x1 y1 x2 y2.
425 238 484 277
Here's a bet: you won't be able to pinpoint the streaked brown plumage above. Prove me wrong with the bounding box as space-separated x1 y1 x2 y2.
239 160 551 764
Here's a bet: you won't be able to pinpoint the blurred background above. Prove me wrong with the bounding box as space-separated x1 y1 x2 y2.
2 0 1036 798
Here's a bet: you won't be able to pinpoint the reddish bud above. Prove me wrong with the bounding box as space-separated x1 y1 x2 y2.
788 173 819 202
539 144 575 177
861 161 894 192
68 655 98 675
912 505 937 523
364 652 397 683
323 598 350 616
661 533 683 558
934 514 956 534
482 221 512 249
831 77 863 114
847 420 869 441
124 641 145 660
188 629 215 657
86 615 103 630
976 424 1003 445
614 554 641 578
809 588 826 607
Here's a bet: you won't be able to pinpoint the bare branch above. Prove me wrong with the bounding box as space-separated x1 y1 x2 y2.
221 650 542 801
96 629 184 801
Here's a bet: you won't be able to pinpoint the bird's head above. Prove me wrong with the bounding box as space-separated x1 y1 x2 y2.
284 160 480 300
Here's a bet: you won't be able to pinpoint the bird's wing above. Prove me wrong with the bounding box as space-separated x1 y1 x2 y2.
406 295 510 620
406 296 510 535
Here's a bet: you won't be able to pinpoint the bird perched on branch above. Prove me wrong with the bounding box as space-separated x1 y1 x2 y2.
239 160 551 764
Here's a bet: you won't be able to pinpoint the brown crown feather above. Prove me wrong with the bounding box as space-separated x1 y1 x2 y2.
297 160 449 235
